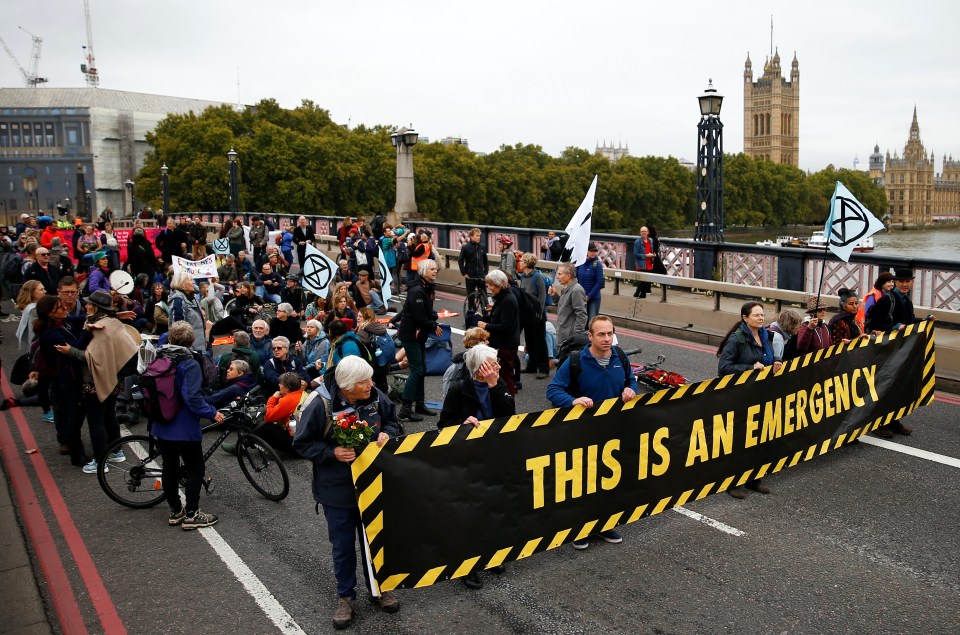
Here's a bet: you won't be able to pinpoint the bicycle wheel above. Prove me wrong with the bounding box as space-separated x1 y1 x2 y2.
98 435 167 508
236 433 290 501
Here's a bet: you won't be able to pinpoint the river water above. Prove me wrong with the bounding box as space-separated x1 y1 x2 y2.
721 226 960 262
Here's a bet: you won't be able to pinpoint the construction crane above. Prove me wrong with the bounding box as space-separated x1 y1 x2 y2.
0 27 48 87
80 0 99 87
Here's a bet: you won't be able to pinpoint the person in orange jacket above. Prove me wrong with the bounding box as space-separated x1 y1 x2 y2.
259 372 305 455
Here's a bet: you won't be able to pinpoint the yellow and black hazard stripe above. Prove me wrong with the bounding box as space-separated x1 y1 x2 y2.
351 320 936 592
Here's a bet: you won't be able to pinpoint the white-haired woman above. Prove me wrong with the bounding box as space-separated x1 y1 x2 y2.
292 355 401 628
397 259 442 421
301 319 330 378
270 301 304 345
477 269 520 396
168 271 209 351
438 343 514 589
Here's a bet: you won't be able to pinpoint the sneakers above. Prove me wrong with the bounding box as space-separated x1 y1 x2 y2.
182 510 219 530
168 509 185 526
41 411 55 423
106 449 126 463
332 597 355 630
369 592 400 613
82 459 105 474
572 538 589 550
599 529 623 543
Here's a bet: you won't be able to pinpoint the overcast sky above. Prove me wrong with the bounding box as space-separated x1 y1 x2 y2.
2 0 957 173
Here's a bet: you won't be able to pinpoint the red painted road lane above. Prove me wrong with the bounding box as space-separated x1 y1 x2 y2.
1 371 126 634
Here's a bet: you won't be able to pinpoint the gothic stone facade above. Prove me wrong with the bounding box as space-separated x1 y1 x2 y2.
743 50 799 166
871 108 960 227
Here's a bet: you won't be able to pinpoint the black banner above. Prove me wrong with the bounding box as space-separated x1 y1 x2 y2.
352 322 936 591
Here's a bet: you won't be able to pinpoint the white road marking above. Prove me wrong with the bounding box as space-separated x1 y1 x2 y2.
199 528 307 635
672 506 747 537
858 436 960 469
120 425 306 634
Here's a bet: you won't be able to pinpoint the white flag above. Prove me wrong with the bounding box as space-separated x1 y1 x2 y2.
378 246 393 306
213 237 230 255
300 243 338 297
824 181 885 263
562 175 598 266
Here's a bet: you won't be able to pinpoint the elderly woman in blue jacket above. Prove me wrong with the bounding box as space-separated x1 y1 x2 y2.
151 321 225 530
716 301 780 499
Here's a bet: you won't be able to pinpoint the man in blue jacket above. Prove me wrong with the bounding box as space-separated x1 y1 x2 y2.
575 242 604 320
293 356 400 630
546 314 638 550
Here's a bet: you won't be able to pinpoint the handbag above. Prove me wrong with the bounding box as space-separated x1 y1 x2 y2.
10 353 32 385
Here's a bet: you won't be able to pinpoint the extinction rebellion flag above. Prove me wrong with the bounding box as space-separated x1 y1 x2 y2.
351 322 936 593
824 181 886 262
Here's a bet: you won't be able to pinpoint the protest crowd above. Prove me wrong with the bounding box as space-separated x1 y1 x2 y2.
0 209 930 630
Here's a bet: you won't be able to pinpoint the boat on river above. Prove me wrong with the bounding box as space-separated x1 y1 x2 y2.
770 231 874 252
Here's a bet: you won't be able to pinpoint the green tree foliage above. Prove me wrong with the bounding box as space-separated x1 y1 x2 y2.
139 100 886 234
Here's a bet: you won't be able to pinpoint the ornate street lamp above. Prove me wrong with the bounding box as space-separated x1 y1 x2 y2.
693 79 725 279
85 189 92 219
161 163 170 219
227 148 240 217
390 126 419 224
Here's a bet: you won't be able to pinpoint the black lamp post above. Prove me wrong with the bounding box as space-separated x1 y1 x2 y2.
85 189 92 219
161 163 170 218
693 79 725 279
227 149 239 218
125 179 136 218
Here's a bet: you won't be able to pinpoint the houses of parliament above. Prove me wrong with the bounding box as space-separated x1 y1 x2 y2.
869 108 960 228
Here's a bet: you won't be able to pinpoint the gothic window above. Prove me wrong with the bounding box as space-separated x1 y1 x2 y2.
760 116 764 135
753 115 758 136
766 114 771 136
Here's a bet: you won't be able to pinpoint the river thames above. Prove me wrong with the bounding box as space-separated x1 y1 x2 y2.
721 226 960 262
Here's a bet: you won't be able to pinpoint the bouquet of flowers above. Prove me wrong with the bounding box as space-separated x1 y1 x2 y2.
332 409 374 449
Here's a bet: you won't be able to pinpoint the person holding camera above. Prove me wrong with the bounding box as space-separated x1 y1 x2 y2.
796 296 832 355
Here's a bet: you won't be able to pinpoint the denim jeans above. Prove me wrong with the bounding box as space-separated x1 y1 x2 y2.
587 297 601 321
323 504 372 599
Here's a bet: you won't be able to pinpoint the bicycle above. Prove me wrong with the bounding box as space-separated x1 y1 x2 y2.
97 389 290 508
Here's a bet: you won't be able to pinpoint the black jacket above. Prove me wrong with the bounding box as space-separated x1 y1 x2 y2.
458 240 488 279
155 228 188 262
126 235 157 278
24 262 60 294
438 377 515 428
398 278 438 343
486 287 520 349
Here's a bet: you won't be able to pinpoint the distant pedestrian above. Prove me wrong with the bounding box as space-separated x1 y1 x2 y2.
497 237 516 281
293 215 315 268
632 226 662 298
458 228 488 311
477 269 520 396
549 263 587 349
576 242 604 320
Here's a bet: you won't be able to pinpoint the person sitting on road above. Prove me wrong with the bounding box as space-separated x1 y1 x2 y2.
260 371 306 455
300 319 331 379
292 356 400 629
716 302 778 499
257 263 283 304
324 290 357 332
437 343 515 589
546 314 637 549
215 331 262 386
262 336 310 393
441 326 490 399
250 319 273 365
269 302 304 345
205 359 258 408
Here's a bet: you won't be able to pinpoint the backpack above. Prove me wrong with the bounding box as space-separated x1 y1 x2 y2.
2 251 24 285
371 333 396 368
565 346 632 397
395 240 409 266
139 355 180 423
331 334 376 372
193 351 219 390
514 284 542 326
